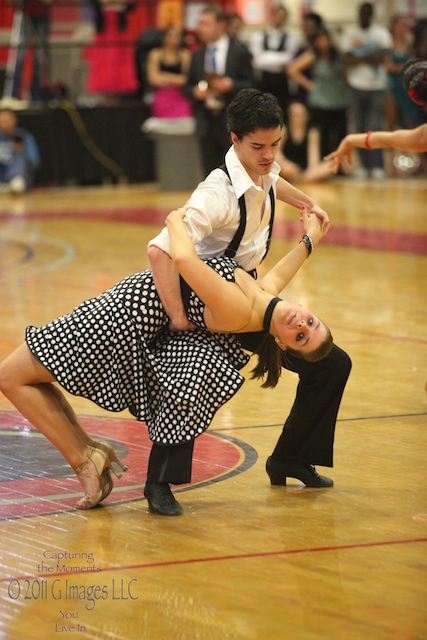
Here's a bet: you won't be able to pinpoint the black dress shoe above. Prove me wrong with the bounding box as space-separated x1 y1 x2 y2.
144 482 184 516
266 456 334 488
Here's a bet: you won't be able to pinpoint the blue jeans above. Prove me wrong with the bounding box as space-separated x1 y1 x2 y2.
351 88 386 170
0 152 28 185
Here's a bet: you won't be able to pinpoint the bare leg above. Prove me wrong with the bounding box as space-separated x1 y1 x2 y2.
300 162 334 183
48 384 95 447
0 343 108 505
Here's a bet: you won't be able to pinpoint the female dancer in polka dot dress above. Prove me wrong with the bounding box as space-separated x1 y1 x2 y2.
0 206 331 510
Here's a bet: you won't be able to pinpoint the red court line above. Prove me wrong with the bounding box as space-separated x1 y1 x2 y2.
273 218 427 254
1 208 426 254
2 537 426 583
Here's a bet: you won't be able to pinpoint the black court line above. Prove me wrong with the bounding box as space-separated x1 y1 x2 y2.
0 240 35 271
212 412 427 432
0 431 258 522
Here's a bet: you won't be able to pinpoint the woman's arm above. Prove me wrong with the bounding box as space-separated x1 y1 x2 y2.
166 208 252 332
147 48 186 88
286 50 315 93
180 48 191 75
324 125 427 173
260 207 324 295
276 176 330 234
307 127 321 167
276 148 302 181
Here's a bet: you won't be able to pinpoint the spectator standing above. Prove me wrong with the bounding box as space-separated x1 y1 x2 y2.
250 5 299 113
146 25 192 119
324 59 427 175
287 28 348 159
413 18 427 59
184 4 254 177
340 2 392 179
289 12 325 103
385 15 420 130
10 0 52 102
0 108 41 194
226 13 244 42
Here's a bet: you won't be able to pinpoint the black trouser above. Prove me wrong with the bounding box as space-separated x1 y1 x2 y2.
199 110 231 178
260 72 290 115
309 107 347 159
146 337 352 485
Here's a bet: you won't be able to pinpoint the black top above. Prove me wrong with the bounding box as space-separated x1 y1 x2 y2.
282 131 309 170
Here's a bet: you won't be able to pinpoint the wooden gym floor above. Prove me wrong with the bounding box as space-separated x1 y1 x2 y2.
0 173 426 639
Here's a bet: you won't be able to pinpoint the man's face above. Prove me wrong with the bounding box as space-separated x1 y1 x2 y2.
359 4 373 28
231 127 283 182
273 8 287 28
0 111 17 136
197 11 223 44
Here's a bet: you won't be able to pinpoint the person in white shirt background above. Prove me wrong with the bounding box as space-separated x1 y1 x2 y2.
340 1 392 179
250 4 299 114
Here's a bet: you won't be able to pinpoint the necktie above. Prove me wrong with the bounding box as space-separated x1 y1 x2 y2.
210 45 217 73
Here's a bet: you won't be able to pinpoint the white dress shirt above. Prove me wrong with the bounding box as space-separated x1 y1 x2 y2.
250 28 299 73
148 145 281 272
204 35 230 75
340 25 392 91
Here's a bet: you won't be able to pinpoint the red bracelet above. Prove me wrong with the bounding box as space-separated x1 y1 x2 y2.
365 131 373 150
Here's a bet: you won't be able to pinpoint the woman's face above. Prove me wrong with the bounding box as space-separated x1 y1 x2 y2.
276 304 327 355
314 31 331 52
303 17 319 39
392 16 412 37
164 27 182 48
288 102 309 125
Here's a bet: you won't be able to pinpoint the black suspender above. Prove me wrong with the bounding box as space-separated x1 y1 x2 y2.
263 183 275 262
220 164 246 259
220 164 275 263
263 32 287 52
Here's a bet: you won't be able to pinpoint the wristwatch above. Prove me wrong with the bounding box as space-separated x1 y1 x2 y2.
299 233 313 256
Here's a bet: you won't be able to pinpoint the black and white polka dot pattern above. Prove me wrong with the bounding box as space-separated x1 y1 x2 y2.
26 260 249 445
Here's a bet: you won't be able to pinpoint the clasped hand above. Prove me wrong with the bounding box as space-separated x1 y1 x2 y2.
300 206 325 246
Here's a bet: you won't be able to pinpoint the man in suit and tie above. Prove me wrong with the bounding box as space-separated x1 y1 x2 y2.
184 3 254 177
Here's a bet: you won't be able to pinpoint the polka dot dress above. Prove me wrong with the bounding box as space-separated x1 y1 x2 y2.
26 259 249 445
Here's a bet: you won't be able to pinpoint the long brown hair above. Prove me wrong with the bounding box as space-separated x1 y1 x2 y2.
250 325 334 388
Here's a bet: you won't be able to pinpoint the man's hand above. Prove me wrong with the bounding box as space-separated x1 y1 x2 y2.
308 204 330 235
169 314 196 332
300 206 325 246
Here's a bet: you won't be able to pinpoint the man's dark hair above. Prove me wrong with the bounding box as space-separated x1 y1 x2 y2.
227 89 284 139
202 3 225 21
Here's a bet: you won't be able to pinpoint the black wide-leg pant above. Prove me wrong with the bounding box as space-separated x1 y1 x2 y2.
146 336 352 485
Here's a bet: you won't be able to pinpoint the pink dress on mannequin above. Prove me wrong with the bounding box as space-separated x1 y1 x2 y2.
87 8 138 95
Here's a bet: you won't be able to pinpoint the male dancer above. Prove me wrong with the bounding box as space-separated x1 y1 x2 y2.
145 88 352 515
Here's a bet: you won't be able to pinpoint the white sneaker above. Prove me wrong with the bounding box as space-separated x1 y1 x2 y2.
370 168 387 180
8 175 27 195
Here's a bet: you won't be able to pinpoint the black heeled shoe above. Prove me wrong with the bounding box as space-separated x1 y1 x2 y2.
266 456 334 488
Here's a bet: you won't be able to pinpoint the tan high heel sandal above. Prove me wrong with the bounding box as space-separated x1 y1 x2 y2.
92 441 129 478
75 446 110 510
